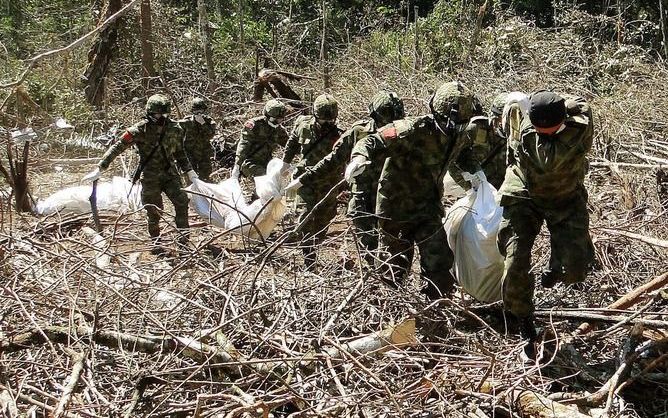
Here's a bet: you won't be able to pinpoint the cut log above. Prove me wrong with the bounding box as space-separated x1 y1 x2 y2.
516 390 592 418
323 319 417 358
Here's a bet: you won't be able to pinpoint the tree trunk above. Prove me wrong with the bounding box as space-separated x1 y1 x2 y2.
660 0 668 58
140 0 156 90
82 0 122 107
198 0 215 81
320 0 330 89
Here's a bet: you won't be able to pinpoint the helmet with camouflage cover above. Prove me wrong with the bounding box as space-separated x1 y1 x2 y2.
264 99 287 119
368 90 405 126
313 94 338 121
429 81 475 125
146 94 171 114
490 92 510 117
191 97 208 113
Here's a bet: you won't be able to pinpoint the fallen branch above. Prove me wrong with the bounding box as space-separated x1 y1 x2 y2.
516 390 592 418
54 349 88 418
599 227 668 248
535 310 668 329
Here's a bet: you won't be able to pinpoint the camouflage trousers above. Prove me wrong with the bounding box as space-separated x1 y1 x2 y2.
188 152 213 182
347 183 378 266
377 211 456 299
294 184 338 264
497 189 595 317
140 172 190 240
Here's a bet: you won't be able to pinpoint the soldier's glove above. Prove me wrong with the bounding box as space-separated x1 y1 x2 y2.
187 170 199 183
463 170 486 191
195 115 206 124
344 156 369 184
82 167 103 182
284 178 302 197
231 165 240 180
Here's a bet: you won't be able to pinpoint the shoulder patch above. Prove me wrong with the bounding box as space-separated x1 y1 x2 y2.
382 127 398 141
121 131 134 144
244 120 255 130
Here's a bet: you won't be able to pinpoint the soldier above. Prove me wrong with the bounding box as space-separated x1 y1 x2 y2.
346 81 480 299
450 92 516 190
282 94 344 268
82 94 197 254
285 90 405 266
233 99 289 181
180 97 216 181
498 90 594 360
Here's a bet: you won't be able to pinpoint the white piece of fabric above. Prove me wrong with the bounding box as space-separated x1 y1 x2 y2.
186 158 291 239
444 172 504 302
36 177 142 216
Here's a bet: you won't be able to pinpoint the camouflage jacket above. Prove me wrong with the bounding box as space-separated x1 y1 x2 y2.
283 115 344 188
300 119 376 186
352 115 477 219
98 118 191 177
499 95 593 200
235 115 288 178
179 115 216 160
450 116 508 190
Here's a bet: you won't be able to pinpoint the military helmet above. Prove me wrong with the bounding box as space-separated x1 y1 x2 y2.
429 81 475 124
313 94 338 120
368 90 405 126
146 94 171 114
191 97 208 112
264 99 287 118
490 92 510 117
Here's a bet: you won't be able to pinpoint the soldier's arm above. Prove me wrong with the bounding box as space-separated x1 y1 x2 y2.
300 128 356 185
275 126 289 147
448 126 481 189
564 94 594 153
282 125 301 164
350 125 399 161
235 126 264 177
98 129 136 170
174 127 193 173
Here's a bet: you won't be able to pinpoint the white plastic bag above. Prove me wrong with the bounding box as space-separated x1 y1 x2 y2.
36 177 142 215
186 158 290 239
444 173 504 302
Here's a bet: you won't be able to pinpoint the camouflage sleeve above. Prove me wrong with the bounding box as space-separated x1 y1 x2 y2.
98 129 135 170
448 127 481 190
205 119 217 140
282 124 302 163
235 124 264 177
275 126 289 147
351 130 388 161
564 95 594 153
173 126 193 173
300 127 358 185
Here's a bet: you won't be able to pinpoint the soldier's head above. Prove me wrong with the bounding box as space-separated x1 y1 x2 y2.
429 81 475 133
191 97 208 114
313 94 338 128
489 92 509 127
368 90 405 126
146 94 171 123
528 90 566 136
264 99 287 128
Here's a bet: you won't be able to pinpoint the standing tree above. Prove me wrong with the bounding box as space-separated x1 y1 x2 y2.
140 0 156 90
198 0 215 81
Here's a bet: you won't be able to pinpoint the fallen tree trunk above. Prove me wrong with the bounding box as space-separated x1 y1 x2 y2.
516 390 592 418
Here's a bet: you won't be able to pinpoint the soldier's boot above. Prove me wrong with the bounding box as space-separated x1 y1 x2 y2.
422 272 456 300
519 314 538 362
539 270 560 289
303 247 317 270
149 225 168 256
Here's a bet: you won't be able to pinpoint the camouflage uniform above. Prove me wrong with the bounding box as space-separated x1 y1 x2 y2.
98 96 192 240
498 94 594 318
235 116 288 178
351 82 479 298
283 94 343 265
180 99 216 181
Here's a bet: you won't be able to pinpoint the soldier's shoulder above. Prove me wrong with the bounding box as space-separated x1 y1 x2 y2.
377 117 418 141
294 114 314 127
127 119 149 135
468 115 491 128
350 118 373 131
243 115 264 130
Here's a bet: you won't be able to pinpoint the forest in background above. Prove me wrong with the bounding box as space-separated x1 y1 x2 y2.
0 1 668 417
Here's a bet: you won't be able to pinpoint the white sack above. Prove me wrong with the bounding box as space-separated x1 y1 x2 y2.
444 174 504 302
186 158 290 239
36 177 142 215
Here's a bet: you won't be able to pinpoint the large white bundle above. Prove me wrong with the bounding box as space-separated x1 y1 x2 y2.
444 174 504 302
186 158 290 239
36 177 142 215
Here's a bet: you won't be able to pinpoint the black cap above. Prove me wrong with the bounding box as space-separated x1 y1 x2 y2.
529 91 566 128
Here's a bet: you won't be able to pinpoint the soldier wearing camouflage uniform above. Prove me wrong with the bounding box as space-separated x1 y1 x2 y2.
180 98 216 181
285 90 405 265
498 90 594 359
234 99 289 180
450 92 512 190
82 94 197 253
348 82 480 299
282 94 344 268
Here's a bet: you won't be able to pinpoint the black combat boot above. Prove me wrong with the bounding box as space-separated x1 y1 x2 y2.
519 314 538 361
539 270 560 288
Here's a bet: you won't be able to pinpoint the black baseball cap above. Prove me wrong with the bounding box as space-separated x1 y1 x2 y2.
529 91 566 129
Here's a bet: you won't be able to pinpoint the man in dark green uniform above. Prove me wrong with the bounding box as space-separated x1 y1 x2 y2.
180 97 216 181
498 90 594 359
282 94 343 268
82 94 197 254
347 81 480 299
284 90 405 266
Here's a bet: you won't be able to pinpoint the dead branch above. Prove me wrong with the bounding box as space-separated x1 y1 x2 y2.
54 349 88 418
